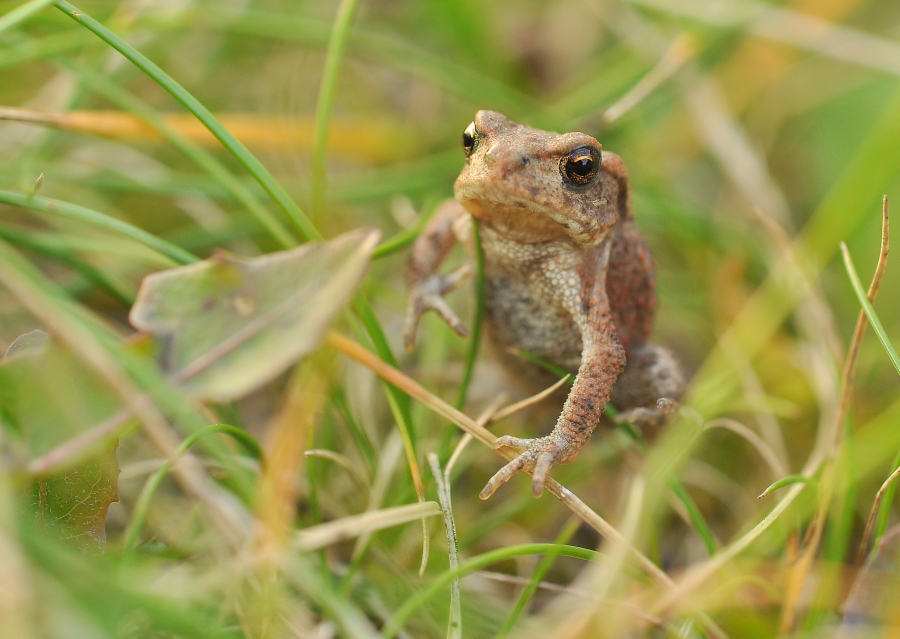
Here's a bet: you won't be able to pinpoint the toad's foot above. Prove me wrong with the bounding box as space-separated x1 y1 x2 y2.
480 434 577 500
403 265 473 350
614 397 678 433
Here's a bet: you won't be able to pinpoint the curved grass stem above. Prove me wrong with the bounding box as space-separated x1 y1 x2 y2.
0 188 198 265
123 424 263 550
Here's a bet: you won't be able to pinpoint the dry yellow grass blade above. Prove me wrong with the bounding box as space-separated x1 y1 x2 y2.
0 106 416 162
294 501 442 552
256 353 331 562
779 198 889 632
489 375 570 424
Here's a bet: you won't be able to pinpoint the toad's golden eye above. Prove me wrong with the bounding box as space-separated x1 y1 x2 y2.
462 121 478 157
561 146 601 186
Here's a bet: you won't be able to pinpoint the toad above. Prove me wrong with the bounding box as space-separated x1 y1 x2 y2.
404 111 686 499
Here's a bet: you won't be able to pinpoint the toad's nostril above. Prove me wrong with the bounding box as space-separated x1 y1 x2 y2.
519 155 530 166
484 144 499 167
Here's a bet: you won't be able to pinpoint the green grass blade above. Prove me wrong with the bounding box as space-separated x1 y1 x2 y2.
511 347 573 381
876 449 900 541
330 387 377 474
309 0 362 220
339 297 424 579
0 226 134 304
372 211 433 259
52 0 319 242
498 517 581 637
124 423 263 550
841 242 900 377
0 188 198 265
382 543 601 639
0 30 92 70
353 297 415 441
56 58 297 249
0 0 53 34
670 477 717 555
455 220 484 411
20 529 241 638
757 474 810 499
842 241 900 545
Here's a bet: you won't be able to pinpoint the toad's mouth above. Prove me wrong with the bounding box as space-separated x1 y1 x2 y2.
455 188 607 247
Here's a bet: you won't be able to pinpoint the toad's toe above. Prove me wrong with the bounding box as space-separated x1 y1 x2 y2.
480 436 565 499
614 397 679 433
493 435 531 454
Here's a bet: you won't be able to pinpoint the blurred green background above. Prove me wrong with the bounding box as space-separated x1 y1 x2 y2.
3 0 900 637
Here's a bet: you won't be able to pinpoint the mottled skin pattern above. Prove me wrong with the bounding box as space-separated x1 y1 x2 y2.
404 111 686 499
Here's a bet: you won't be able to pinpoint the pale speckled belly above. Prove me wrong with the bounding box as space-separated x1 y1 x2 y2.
479 227 584 371
484 274 582 370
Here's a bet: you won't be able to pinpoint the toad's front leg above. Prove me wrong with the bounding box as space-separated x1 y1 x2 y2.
480 247 626 499
403 200 472 350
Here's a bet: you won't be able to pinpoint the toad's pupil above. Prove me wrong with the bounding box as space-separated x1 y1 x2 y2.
570 156 593 175
462 122 478 156
561 147 600 185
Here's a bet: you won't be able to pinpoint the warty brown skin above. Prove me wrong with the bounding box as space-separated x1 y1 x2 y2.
404 110 686 499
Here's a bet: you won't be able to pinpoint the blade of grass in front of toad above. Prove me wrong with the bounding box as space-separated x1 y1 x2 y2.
439 221 485 459
454 221 484 411
52 0 318 243
55 57 294 250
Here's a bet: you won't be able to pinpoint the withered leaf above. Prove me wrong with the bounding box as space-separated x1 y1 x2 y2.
0 338 121 551
129 229 379 402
